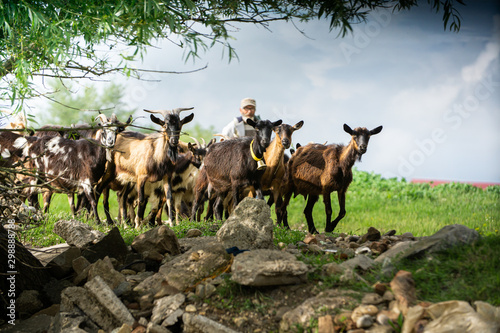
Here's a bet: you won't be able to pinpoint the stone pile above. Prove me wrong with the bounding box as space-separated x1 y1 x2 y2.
1 197 499 333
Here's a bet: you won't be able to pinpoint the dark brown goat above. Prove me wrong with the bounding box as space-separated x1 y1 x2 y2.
279 124 382 234
202 119 282 220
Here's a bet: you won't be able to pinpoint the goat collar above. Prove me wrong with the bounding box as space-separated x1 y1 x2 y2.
250 139 263 161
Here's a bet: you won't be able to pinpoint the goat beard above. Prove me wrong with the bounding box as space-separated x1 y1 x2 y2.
168 144 178 163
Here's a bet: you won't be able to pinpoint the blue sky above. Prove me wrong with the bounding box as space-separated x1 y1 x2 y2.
33 1 500 182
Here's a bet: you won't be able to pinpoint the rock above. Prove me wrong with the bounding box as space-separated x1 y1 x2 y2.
115 323 133 333
150 294 186 325
303 234 318 244
133 272 166 296
361 293 385 305
280 290 359 332
72 256 91 275
159 241 231 291
49 310 99 333
32 304 60 317
185 229 203 238
43 279 75 304
85 276 135 328
390 270 416 316
123 252 146 273
355 246 372 255
61 286 120 331
87 256 126 290
185 304 197 312
146 322 173 333
132 225 181 258
16 290 44 317
216 197 274 250
0 314 53 333
81 227 129 263
46 246 81 279
53 219 104 248
352 304 379 323
183 313 240 333
402 300 500 333
231 249 308 286
318 315 334 333
361 227 381 243
356 314 374 328
322 262 345 276
376 225 479 264
28 243 71 266
340 254 375 272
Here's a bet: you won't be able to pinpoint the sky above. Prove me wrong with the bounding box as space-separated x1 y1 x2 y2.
33 1 500 183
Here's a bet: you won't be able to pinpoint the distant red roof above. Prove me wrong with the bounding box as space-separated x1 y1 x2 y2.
411 179 500 189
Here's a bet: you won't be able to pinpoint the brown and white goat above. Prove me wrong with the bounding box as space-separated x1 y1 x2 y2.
260 121 303 221
19 114 130 223
110 108 194 228
168 138 214 224
35 114 132 217
202 118 282 220
279 124 383 234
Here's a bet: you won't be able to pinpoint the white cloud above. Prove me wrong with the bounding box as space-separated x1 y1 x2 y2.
461 15 500 84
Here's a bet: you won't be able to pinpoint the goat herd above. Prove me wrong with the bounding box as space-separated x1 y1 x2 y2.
0 108 382 234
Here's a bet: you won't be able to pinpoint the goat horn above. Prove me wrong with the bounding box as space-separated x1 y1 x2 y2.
172 107 194 115
213 133 230 141
201 138 206 147
190 137 201 148
143 109 170 118
95 113 108 124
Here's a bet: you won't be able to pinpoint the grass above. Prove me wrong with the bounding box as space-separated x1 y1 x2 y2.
15 169 500 308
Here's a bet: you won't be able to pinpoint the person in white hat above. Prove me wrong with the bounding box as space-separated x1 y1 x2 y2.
221 98 261 139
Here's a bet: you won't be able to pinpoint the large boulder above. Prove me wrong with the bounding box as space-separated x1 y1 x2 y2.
53 220 104 248
132 225 181 259
231 249 309 286
81 227 129 263
159 241 232 291
216 197 274 250
375 224 480 263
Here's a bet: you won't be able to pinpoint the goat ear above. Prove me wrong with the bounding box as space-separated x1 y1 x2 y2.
370 126 383 135
181 113 194 126
272 120 283 127
151 114 164 126
188 142 195 151
293 120 304 130
246 118 256 127
343 124 354 135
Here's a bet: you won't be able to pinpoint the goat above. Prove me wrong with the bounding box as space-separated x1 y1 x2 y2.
279 124 383 234
202 118 282 220
35 115 132 217
169 138 214 224
260 121 304 222
109 107 194 228
20 114 130 223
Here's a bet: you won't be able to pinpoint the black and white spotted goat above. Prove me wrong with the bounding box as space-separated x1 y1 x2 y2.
21 113 131 223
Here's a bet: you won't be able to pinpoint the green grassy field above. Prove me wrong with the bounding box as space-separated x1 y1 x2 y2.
22 169 499 247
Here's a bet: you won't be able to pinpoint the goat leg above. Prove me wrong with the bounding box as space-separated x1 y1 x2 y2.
323 192 333 232
304 194 319 234
278 190 293 228
326 190 346 232
213 194 225 221
135 177 147 228
163 180 174 225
